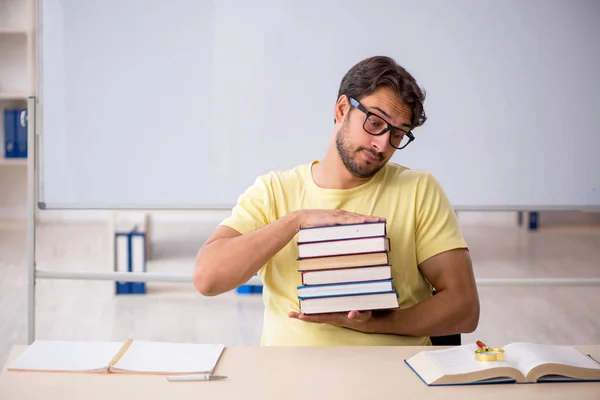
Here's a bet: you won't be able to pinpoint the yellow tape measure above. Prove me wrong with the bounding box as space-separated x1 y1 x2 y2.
475 341 505 361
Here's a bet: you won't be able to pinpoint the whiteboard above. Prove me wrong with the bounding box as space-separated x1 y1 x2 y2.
38 0 600 210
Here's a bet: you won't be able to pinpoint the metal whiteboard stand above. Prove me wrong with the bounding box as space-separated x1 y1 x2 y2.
27 96 37 345
24 95 600 344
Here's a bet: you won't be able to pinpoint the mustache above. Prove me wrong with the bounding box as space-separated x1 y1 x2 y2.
358 147 384 161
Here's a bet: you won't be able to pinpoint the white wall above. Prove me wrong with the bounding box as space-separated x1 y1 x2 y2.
0 167 26 220
37 0 600 210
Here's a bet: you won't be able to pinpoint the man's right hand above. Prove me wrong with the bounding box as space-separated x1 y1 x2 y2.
292 209 386 230
194 209 385 297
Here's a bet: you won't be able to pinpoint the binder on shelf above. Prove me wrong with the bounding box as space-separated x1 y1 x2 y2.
3 109 18 158
114 232 131 294
130 231 146 294
15 109 27 158
114 229 147 295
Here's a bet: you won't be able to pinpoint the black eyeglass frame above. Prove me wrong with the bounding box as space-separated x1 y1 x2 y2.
347 96 415 150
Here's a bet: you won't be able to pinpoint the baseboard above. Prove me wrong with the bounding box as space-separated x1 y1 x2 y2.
35 209 231 224
538 211 600 227
149 210 230 224
18 208 600 227
37 210 112 223
456 211 517 226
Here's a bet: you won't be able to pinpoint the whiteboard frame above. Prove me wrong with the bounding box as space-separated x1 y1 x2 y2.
36 203 600 212
33 0 599 211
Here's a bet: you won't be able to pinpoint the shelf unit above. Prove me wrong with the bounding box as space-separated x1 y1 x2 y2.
0 0 35 166
0 0 35 222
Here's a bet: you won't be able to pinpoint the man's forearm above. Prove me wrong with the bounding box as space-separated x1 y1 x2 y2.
368 289 479 337
194 212 299 296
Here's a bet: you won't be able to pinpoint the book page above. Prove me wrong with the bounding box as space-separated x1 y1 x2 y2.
111 341 225 374
8 340 124 372
423 344 516 375
503 342 600 377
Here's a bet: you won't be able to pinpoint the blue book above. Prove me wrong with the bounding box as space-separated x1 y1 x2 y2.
3 109 17 158
15 108 27 158
297 279 394 299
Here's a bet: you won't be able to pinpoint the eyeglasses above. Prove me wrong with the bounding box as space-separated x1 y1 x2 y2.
347 96 415 150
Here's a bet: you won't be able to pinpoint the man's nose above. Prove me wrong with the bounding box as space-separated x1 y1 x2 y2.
370 133 389 152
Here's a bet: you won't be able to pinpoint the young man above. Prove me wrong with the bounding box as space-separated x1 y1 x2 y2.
193 56 480 346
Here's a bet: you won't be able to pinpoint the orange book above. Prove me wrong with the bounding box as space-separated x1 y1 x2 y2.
297 252 389 271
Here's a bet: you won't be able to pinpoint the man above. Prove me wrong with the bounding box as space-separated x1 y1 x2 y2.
193 56 480 346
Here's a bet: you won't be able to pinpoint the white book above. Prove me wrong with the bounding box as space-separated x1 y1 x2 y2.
298 222 386 243
111 341 225 375
8 340 124 373
405 342 600 385
131 234 145 273
297 236 390 259
115 233 129 276
8 339 225 375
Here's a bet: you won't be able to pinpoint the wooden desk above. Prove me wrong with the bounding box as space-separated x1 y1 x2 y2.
1 345 599 399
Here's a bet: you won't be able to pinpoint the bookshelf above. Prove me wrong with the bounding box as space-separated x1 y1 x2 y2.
0 0 35 221
0 0 35 165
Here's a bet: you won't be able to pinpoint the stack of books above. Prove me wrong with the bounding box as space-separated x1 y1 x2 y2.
296 221 399 314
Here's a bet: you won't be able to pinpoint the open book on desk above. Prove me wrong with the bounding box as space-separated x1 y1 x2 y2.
8 339 225 375
405 342 600 386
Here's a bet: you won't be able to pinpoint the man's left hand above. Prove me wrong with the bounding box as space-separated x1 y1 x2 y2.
288 310 374 333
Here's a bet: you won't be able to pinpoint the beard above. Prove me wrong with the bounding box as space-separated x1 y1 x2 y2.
335 120 385 179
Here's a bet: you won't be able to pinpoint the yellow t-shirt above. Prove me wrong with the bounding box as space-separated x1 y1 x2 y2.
219 160 468 346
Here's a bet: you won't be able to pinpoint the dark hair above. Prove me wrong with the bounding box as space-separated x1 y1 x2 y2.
337 56 427 128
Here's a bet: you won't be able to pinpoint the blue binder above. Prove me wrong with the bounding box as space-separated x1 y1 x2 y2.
3 109 18 158
114 232 131 294
129 231 147 294
114 230 147 295
15 109 27 158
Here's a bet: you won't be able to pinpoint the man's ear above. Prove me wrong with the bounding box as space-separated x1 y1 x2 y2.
334 95 351 124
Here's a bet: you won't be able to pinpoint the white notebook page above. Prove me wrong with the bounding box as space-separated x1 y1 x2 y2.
503 342 600 376
8 340 124 372
112 341 225 374
425 344 515 375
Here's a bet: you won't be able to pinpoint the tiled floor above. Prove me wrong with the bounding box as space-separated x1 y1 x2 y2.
1 218 599 367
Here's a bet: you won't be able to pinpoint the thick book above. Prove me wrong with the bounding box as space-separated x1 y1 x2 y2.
297 236 390 259
8 339 225 375
405 342 600 386
298 252 389 271
297 279 394 298
301 265 392 285
299 291 399 314
297 221 386 244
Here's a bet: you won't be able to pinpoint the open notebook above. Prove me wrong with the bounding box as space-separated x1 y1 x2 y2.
405 342 600 386
8 339 225 375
